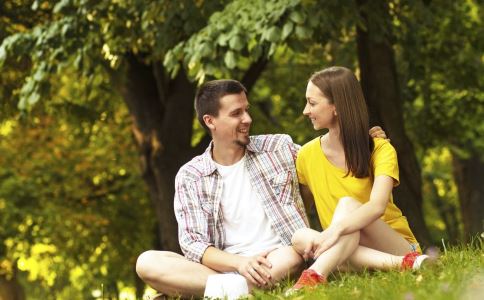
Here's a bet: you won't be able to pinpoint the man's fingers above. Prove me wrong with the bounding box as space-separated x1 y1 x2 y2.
248 267 267 286
253 262 272 280
245 272 260 287
369 126 381 134
256 256 272 269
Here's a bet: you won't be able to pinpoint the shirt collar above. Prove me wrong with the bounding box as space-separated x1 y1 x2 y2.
199 137 263 176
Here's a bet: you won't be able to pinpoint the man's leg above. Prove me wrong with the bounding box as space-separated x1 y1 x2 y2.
136 250 218 298
265 246 304 285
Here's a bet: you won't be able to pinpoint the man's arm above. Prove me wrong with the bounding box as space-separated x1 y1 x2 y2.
174 173 213 263
201 247 273 287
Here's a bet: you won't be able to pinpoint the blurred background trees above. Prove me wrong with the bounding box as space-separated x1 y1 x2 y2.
0 0 482 298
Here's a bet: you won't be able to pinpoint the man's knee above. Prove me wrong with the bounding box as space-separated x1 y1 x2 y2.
268 247 304 282
136 250 173 282
291 228 314 254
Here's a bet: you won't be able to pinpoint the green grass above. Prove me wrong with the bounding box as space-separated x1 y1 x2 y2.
251 242 483 300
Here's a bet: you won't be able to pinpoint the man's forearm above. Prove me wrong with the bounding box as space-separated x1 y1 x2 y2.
201 246 241 273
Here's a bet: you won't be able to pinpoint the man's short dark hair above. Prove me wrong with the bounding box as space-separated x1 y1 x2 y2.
195 79 248 132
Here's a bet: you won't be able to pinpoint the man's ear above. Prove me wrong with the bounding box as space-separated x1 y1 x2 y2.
203 114 215 131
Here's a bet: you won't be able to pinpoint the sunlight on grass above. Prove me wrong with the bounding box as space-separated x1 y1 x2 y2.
251 243 483 300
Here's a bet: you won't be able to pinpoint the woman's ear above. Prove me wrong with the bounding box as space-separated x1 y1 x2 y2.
203 114 215 131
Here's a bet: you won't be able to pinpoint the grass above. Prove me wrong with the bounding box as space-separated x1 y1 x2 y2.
250 242 483 300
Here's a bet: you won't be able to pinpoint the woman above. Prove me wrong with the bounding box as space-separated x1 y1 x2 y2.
290 66 429 291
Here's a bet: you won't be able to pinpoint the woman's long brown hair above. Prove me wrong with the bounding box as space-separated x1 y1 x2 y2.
310 66 374 178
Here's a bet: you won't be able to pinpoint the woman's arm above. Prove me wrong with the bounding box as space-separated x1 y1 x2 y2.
333 175 394 235
312 175 394 257
299 184 315 214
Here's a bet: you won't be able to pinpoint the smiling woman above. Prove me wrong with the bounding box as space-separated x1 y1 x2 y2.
289 66 429 292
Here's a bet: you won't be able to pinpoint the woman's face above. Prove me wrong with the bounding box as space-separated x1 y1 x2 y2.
303 81 337 130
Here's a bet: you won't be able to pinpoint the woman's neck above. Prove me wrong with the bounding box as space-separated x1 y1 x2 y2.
324 127 344 152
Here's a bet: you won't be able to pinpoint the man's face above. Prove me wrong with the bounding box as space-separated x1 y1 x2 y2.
209 92 252 147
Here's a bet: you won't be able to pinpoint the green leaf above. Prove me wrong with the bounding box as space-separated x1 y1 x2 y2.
224 51 236 69
265 26 281 43
31 0 39 11
295 26 313 39
217 33 230 47
229 36 245 51
282 22 294 40
199 43 213 57
289 11 305 24
0 46 6 69
53 0 70 14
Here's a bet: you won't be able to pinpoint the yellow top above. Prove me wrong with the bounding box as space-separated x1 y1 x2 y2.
296 137 419 246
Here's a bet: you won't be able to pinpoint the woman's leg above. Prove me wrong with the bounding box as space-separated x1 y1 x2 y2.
291 197 412 276
338 197 415 256
292 196 361 276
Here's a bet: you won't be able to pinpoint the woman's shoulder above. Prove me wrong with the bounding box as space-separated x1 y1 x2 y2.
299 136 321 154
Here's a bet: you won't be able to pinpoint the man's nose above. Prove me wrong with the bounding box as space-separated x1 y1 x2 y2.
242 111 252 124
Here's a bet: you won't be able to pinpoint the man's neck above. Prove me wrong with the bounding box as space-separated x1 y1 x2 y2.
211 142 246 166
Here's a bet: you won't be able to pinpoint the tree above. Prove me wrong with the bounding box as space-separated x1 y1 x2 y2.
395 0 484 240
355 0 432 245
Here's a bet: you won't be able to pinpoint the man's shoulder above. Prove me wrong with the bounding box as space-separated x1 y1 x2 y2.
176 153 209 183
249 134 296 152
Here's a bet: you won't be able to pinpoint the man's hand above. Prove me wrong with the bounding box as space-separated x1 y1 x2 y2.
237 250 273 287
369 126 389 140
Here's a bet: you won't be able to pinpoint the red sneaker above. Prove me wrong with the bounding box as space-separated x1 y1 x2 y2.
292 269 326 290
401 251 430 270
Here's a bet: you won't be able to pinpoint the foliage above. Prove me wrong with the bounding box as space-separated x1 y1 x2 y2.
0 106 154 299
164 0 361 83
1 0 482 297
0 0 225 112
421 147 462 243
396 0 484 157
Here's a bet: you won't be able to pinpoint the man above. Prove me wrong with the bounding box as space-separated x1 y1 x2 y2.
136 79 383 297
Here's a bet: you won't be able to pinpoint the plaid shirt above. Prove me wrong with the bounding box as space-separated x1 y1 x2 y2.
174 134 309 262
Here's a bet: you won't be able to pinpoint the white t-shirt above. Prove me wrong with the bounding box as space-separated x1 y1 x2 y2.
215 154 282 257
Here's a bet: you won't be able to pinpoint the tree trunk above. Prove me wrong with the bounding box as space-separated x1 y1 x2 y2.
356 0 431 246
114 54 269 252
452 152 484 241
0 274 25 300
116 55 196 252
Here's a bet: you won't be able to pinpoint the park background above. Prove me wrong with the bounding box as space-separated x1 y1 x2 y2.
0 0 482 299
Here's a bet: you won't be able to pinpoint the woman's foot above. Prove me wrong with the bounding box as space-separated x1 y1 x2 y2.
401 251 431 270
285 269 326 295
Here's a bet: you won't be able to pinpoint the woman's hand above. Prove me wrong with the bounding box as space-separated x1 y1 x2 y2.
312 225 343 258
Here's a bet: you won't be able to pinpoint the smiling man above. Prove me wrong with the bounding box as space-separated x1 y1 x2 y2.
135 79 309 298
